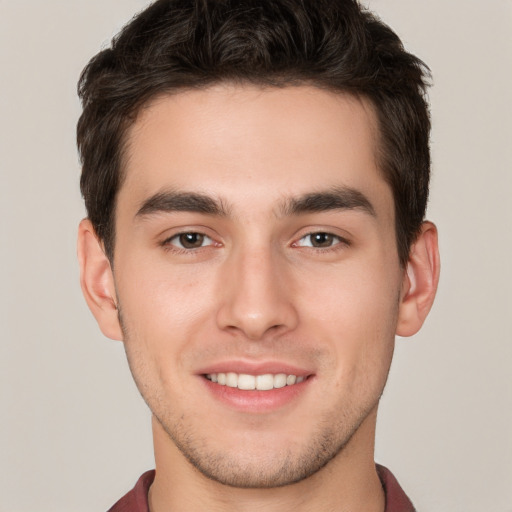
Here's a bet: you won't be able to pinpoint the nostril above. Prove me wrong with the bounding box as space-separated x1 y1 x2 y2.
215 267 300 338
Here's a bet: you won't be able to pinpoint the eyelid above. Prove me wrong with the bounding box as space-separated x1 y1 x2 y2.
171 232 213 248
292 230 351 249
160 229 220 251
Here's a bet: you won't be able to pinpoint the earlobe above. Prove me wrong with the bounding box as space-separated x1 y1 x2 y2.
396 221 440 337
77 219 124 341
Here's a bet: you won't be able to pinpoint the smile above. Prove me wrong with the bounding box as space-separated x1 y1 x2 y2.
205 372 305 391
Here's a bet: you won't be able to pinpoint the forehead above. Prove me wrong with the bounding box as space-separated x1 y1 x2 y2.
119 84 390 219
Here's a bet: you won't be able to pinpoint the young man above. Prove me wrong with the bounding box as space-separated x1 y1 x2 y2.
76 1 440 510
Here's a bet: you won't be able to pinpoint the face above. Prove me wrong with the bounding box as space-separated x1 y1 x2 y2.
113 85 405 487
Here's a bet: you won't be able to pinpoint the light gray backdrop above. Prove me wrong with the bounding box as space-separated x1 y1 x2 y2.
1 1 511 511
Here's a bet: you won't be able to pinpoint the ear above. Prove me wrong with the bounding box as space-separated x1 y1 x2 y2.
396 221 440 337
77 219 123 341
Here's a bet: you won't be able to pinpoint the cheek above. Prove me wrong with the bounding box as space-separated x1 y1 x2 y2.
299 253 400 325
118 254 215 324
115 261 216 408
297 257 400 376
114 255 222 381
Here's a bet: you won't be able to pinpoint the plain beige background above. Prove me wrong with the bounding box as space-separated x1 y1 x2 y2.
1 1 511 511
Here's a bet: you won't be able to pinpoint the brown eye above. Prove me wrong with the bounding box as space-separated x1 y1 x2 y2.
295 232 348 249
310 233 335 247
167 232 212 249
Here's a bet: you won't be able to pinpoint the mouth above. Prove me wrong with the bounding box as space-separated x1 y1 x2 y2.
201 366 313 413
205 372 306 391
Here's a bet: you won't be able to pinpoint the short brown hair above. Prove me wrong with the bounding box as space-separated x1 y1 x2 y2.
77 0 431 265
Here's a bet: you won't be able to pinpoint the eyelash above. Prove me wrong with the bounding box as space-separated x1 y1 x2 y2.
293 232 351 251
160 230 350 254
161 231 217 253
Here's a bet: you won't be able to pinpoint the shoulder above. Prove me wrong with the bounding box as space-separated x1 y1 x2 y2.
376 464 416 512
105 466 413 511
107 470 155 512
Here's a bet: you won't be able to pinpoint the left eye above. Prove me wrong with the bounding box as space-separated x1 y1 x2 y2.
166 232 214 249
296 232 343 248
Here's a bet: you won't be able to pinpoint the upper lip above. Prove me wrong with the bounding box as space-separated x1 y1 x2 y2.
196 360 312 377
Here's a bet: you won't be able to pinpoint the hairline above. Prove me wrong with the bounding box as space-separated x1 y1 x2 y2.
106 80 399 263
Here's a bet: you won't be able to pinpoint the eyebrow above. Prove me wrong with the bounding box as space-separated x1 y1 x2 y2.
281 187 376 217
136 191 229 218
135 186 375 220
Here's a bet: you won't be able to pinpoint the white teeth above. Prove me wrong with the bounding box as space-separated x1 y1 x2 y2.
256 374 274 390
226 372 238 388
237 374 256 390
286 374 296 385
206 372 306 390
273 373 287 388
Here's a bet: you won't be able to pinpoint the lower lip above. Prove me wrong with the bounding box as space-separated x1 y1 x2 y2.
201 376 312 413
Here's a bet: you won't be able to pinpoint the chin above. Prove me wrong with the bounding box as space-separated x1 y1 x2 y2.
178 443 339 489
155 405 371 489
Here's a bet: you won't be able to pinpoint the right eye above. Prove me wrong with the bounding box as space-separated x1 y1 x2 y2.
164 232 214 250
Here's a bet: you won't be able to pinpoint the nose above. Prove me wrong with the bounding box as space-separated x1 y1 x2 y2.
216 247 299 341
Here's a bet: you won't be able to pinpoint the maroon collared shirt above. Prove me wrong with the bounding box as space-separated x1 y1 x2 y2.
108 465 415 512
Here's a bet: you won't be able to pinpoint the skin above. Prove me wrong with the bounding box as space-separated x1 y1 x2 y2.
78 84 440 512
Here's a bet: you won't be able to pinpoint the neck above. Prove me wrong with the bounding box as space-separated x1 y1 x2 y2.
149 410 385 512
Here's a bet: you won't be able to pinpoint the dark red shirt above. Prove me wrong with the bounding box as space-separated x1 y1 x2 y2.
108 465 415 511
